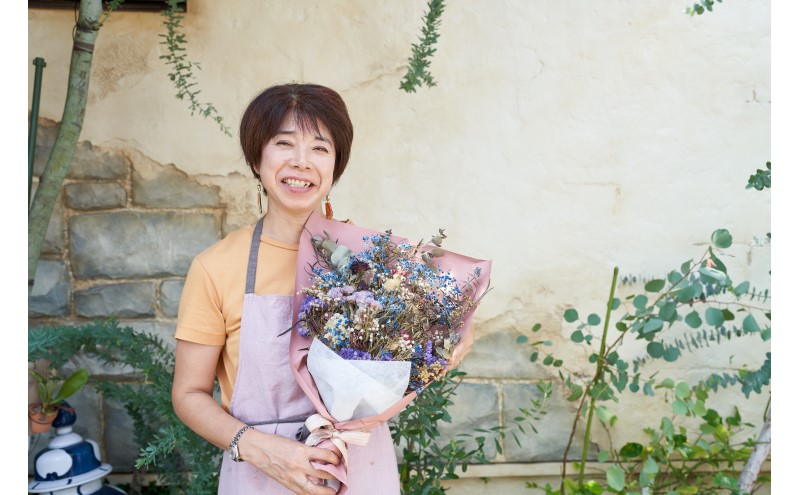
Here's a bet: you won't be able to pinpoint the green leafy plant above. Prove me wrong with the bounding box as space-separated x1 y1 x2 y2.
685 0 723 16
400 0 446 93
390 368 550 495
29 319 220 495
159 0 231 136
520 166 771 495
391 369 490 495
29 367 89 415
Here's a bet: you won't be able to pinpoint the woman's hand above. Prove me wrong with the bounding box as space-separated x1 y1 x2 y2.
238 429 341 495
448 321 475 369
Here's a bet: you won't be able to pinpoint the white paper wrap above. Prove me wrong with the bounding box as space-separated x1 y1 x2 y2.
307 338 412 422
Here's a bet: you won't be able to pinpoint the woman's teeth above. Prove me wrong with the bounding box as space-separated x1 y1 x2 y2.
284 178 311 188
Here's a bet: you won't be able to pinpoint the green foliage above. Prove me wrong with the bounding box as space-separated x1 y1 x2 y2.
400 0 446 93
746 162 771 191
29 367 89 414
28 320 221 495
390 370 490 494
30 320 518 495
389 368 550 495
685 0 722 16
159 0 231 136
521 165 771 494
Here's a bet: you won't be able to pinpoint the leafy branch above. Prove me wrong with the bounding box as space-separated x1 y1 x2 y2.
400 0 446 93
159 0 231 136
685 0 723 16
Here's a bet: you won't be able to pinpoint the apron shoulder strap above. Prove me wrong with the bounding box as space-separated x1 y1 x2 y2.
245 216 266 294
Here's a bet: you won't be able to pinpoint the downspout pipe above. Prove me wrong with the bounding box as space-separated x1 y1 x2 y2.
29 57 47 205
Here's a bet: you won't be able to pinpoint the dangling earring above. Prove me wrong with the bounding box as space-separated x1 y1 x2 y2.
257 183 263 214
324 194 333 220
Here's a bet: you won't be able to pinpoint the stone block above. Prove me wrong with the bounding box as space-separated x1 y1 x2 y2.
29 259 71 317
65 182 127 210
104 396 140 469
132 155 221 208
125 320 178 353
69 140 128 180
32 119 128 180
438 382 501 460
502 383 595 462
75 282 156 318
70 212 219 279
160 279 185 317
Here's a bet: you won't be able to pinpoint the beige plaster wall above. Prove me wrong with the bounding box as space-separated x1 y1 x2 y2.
28 0 770 489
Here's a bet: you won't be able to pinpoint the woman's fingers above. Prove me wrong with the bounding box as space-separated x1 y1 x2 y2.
308 445 341 466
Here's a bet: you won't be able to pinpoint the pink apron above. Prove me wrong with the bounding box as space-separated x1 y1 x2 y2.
217 216 400 494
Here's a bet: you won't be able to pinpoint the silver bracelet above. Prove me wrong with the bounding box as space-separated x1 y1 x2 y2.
228 425 253 462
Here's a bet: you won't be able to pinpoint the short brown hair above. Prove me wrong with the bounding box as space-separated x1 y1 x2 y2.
239 83 354 184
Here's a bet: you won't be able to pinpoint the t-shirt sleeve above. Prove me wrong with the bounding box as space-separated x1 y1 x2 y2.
175 256 226 346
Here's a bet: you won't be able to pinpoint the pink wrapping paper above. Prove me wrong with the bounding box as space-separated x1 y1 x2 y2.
290 210 492 490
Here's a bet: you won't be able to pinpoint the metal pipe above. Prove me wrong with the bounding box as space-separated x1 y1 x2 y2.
29 57 47 205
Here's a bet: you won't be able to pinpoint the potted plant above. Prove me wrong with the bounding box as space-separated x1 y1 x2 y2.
28 367 89 433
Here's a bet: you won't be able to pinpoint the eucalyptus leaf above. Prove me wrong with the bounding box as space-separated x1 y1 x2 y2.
685 311 702 329
661 417 675 437
516 335 529 344
618 442 643 458
633 295 648 310
606 465 626 491
743 314 760 333
645 279 665 292
642 318 664 334
675 381 691 399
568 383 584 401
733 281 750 296
587 313 601 326
564 308 579 323
680 259 692 275
596 405 613 422
672 399 689 416
646 342 664 358
721 308 735 321
659 302 677 321
570 330 584 343
663 347 680 362
711 228 733 249
705 307 724 327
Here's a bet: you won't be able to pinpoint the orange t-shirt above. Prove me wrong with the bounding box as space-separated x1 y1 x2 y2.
175 223 298 411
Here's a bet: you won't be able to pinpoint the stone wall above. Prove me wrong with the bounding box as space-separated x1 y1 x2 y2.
29 118 229 470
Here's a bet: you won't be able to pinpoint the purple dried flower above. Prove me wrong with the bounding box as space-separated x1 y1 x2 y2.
338 348 373 360
328 286 355 300
346 290 382 309
350 260 370 274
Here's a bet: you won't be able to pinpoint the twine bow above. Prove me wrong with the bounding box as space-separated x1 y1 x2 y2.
303 414 371 467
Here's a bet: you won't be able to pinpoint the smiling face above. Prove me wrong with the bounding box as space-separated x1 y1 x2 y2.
257 114 336 220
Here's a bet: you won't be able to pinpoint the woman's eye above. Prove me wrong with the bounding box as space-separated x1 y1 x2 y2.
314 146 329 153
275 140 292 146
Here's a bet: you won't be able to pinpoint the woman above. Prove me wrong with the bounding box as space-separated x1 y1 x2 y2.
172 83 473 494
